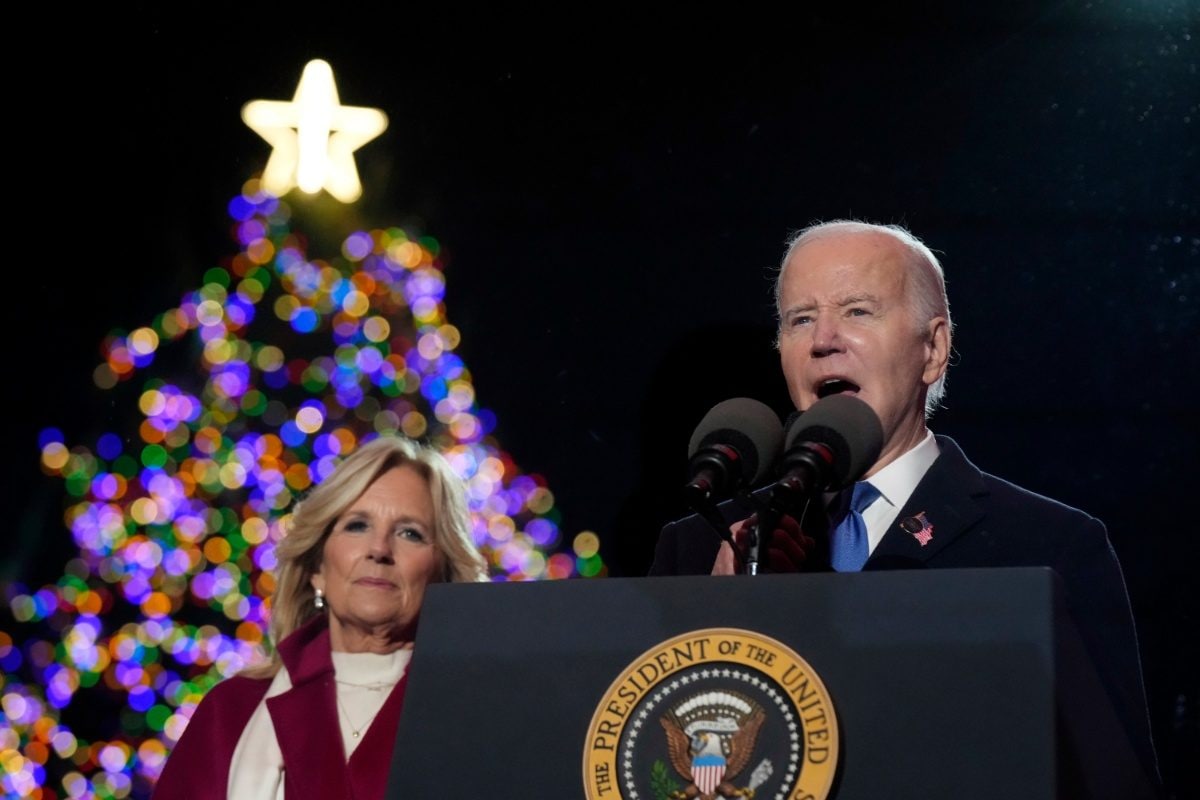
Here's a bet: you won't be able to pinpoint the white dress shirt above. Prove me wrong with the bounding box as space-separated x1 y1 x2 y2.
857 430 940 555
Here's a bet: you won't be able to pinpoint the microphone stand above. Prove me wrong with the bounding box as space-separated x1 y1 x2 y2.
686 495 747 574
737 488 782 576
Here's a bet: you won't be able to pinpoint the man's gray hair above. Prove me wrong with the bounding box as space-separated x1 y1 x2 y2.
774 219 952 417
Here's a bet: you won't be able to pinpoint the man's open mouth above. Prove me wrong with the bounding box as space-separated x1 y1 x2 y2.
816 378 861 398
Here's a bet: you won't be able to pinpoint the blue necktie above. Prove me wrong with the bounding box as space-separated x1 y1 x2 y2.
831 481 880 572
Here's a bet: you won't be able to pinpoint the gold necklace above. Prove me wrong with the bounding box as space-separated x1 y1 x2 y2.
335 678 396 691
336 694 378 739
335 680 399 739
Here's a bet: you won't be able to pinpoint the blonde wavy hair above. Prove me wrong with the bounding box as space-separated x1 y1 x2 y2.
246 435 488 676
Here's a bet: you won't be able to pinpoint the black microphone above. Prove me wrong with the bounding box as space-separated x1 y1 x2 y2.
683 398 784 508
770 394 884 516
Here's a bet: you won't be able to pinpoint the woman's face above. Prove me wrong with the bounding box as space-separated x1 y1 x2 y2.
311 465 444 652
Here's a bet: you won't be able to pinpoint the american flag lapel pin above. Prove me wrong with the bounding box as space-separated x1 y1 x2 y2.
900 512 934 546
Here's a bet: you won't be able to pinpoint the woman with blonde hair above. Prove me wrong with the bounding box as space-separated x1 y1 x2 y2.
154 435 488 799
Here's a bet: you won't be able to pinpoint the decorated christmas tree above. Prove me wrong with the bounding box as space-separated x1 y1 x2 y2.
1 60 605 800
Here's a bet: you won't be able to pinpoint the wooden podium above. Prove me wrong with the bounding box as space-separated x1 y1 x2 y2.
385 568 1154 799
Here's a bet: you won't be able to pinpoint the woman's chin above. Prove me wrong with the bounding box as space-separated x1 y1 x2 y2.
330 612 416 647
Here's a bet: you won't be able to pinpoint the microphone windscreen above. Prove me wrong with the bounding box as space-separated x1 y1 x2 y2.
784 394 883 488
688 398 784 486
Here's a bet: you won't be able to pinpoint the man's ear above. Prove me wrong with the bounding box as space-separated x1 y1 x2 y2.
922 316 950 386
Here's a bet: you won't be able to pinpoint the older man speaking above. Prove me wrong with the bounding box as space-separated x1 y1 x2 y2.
649 220 1158 789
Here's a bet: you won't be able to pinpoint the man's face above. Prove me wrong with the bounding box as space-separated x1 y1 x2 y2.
777 232 948 471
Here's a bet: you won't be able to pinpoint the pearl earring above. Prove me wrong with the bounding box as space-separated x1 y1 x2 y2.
314 588 326 610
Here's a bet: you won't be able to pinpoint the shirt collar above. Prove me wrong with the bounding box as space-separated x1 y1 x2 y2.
867 429 939 512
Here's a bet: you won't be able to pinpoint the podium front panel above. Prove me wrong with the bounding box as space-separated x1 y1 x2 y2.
387 568 1068 799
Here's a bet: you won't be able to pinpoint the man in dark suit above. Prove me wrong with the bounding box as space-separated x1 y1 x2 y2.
649 220 1159 791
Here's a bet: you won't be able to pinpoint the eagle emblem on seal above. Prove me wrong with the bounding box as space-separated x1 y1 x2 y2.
659 690 766 799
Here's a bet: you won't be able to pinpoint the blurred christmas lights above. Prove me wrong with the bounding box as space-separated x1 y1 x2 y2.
2 181 602 799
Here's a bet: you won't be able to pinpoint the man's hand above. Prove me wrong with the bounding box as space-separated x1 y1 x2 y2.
710 513 814 575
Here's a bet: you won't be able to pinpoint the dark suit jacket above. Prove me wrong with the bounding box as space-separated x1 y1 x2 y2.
152 615 407 799
650 434 1158 788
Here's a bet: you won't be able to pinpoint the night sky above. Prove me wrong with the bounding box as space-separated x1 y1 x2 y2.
8 4 1197 796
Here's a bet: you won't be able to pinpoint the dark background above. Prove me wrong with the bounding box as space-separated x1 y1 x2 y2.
8 4 1197 796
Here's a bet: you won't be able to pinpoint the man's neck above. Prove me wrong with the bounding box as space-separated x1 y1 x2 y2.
864 422 930 479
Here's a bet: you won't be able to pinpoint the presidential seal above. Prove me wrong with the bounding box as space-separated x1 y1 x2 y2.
583 628 839 800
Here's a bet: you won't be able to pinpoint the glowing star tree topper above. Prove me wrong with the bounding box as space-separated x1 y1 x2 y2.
242 59 388 203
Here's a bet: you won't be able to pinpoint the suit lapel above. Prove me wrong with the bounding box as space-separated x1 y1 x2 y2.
347 674 408 800
267 617 353 798
867 436 988 568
